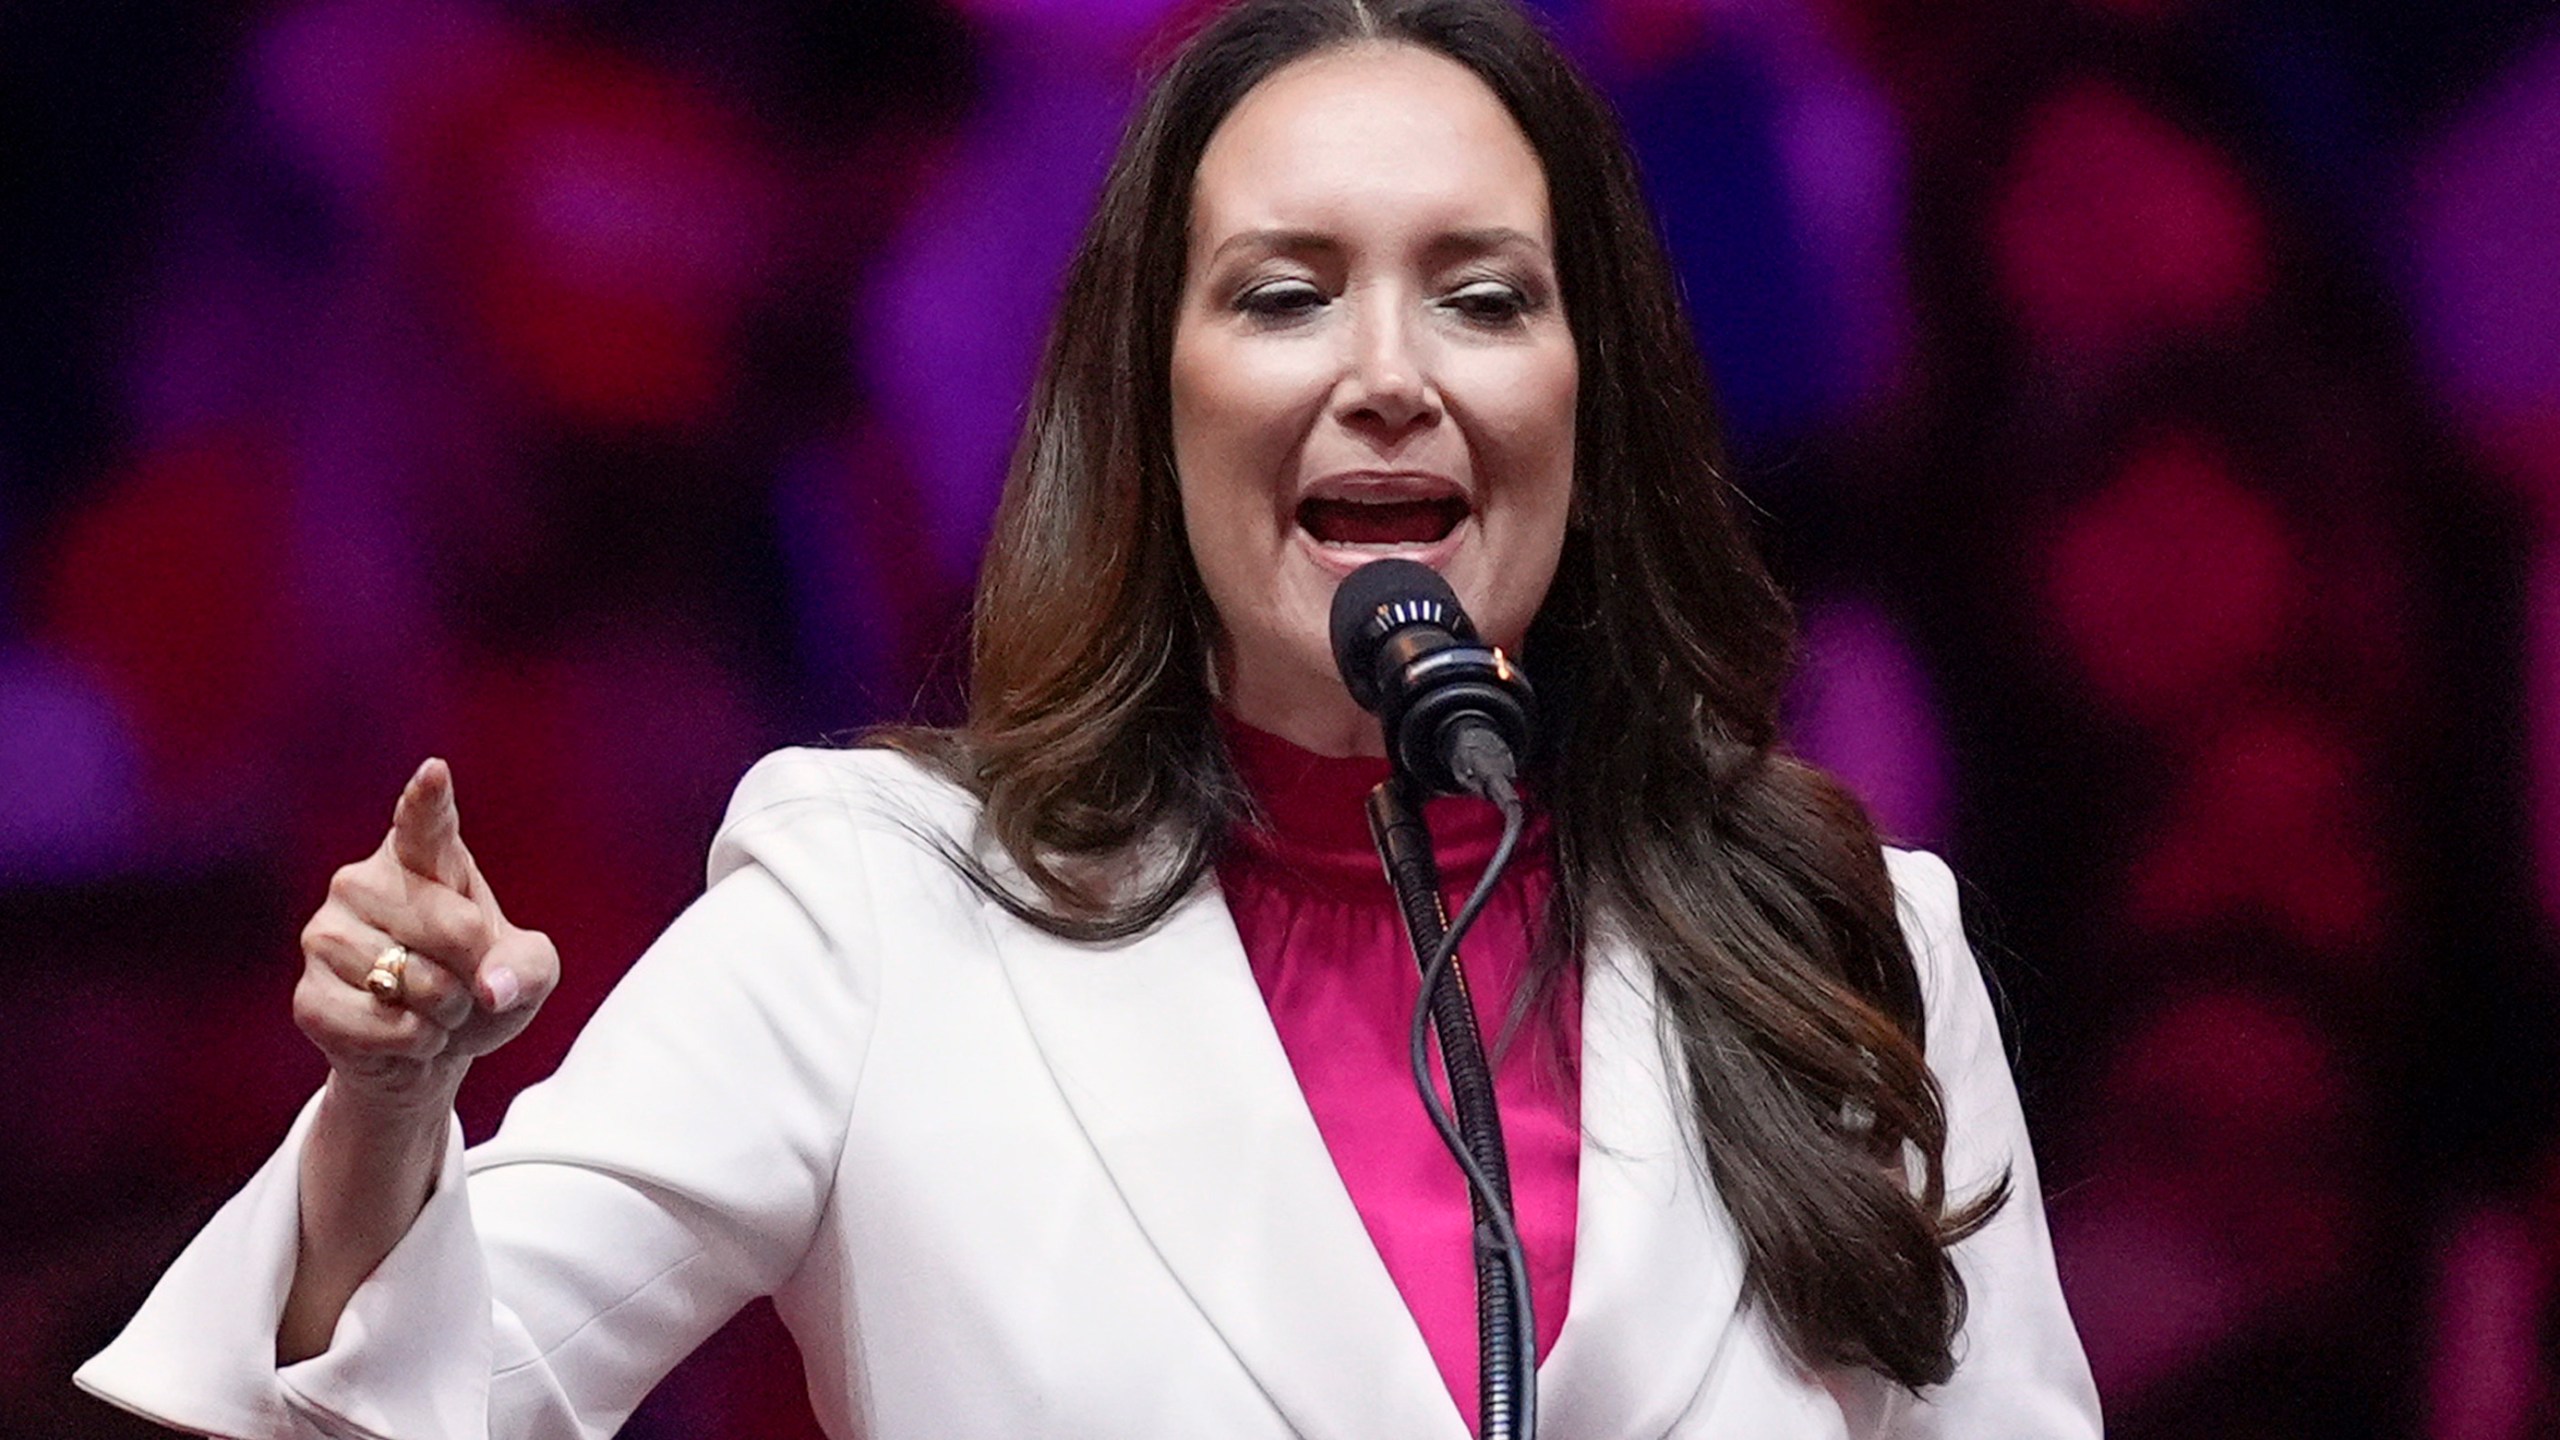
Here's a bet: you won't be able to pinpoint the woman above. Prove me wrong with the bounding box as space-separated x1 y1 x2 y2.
78 1 2100 1435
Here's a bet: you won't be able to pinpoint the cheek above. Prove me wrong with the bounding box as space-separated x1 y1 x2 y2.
1530 345 1580 475
1468 345 1579 515
1170 336 1336 548
1459 343 1578 639
1529 353 1579 529
1172 332 1328 471
1169 335 1312 616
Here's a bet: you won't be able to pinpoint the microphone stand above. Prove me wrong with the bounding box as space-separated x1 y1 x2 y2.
1366 775 1537 1440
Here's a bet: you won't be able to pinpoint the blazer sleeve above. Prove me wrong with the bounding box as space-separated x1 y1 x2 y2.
74 748 889 1440
1883 848 2104 1439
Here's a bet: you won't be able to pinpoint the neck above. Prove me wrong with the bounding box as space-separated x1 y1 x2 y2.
1218 659 1384 759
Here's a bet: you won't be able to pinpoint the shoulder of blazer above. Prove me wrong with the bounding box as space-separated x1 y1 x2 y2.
695 744 1022 1049
1880 845 1967 1012
715 745 981 852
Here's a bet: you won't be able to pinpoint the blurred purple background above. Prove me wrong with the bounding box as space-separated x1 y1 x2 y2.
5 0 2558 1435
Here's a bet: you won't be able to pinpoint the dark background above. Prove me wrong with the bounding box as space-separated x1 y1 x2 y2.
6 0 2559 1435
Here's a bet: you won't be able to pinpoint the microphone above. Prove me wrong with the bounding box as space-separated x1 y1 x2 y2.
1332 559 1545 1439
1328 558 1538 802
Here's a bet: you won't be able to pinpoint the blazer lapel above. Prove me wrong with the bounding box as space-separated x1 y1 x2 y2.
991 878 1465 1440
1537 939 1751 1438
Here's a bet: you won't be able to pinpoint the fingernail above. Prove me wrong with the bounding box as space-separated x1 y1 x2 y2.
411 758 436 787
485 967 522 1012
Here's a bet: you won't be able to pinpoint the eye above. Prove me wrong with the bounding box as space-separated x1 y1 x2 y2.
1441 278 1534 327
1235 277 1327 322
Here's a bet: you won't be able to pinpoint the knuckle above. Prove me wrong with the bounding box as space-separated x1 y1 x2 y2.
517 929 561 978
347 1016 411 1058
293 976 352 1046
305 906 358 948
291 978 325 1036
404 961 456 1010
397 1014 450 1060
430 992 476 1032
449 910 495 957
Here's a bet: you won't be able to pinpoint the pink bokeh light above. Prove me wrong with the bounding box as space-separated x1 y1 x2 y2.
1992 79 2272 369
37 429 310 838
391 38 777 431
2125 707 2388 960
2042 430 2300 723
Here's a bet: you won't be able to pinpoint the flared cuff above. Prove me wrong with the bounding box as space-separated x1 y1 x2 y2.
75 1089 496 1440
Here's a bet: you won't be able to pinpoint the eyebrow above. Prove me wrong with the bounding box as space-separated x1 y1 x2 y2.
1203 225 1552 268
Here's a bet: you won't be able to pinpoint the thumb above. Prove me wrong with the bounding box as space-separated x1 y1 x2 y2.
391 757 470 890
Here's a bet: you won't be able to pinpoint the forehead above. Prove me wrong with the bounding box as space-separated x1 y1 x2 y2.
1190 43 1552 251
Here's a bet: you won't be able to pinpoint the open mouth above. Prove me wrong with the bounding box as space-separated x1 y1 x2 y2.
1296 495 1471 547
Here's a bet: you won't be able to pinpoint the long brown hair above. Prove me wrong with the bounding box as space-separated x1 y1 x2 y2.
882 0 2005 1390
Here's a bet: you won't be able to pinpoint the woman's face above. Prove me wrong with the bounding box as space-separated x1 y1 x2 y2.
1171 42 1578 757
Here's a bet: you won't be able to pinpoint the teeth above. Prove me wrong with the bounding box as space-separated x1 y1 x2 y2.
1297 494 1468 547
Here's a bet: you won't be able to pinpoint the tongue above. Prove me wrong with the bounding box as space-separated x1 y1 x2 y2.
1300 498 1464 545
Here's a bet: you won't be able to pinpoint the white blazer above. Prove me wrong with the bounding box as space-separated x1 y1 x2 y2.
77 747 2102 1440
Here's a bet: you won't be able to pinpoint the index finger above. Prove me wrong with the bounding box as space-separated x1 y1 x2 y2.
391 758 468 890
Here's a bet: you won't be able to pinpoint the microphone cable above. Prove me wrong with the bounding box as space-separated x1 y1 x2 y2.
1390 775 1537 1440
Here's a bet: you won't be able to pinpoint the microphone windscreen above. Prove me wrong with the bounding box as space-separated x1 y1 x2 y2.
1328 558 1471 709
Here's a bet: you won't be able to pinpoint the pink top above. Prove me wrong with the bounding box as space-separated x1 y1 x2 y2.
1215 717 1580 1432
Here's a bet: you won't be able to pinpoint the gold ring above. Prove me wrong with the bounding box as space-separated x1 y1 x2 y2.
364 944 410 1005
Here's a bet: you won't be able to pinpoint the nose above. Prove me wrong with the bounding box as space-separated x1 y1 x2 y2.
1336 294 1440 439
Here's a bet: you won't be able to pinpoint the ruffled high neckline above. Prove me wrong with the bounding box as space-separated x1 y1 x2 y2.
1217 711 1539 898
